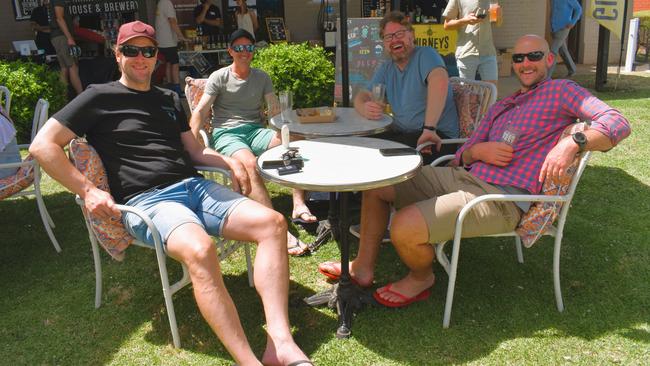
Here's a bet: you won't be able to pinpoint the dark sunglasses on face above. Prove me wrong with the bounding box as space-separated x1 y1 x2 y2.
231 44 256 53
512 51 545 63
119 45 158 58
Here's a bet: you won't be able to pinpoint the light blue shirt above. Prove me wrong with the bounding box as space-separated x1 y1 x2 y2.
551 0 582 33
370 46 459 137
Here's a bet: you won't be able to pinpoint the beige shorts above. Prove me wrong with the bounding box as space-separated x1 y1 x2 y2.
394 166 522 244
51 35 76 68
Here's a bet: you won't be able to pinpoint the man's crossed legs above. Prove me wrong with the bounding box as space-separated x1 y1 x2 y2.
123 177 310 365
319 167 521 307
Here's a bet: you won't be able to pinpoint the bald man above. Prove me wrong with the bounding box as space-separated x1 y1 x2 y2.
318 34 631 308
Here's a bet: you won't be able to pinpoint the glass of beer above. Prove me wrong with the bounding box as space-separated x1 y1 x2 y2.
489 1 500 23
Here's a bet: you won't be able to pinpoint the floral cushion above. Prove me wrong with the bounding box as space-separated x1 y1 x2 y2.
515 122 588 247
452 83 481 138
69 139 133 261
0 156 35 200
184 77 213 132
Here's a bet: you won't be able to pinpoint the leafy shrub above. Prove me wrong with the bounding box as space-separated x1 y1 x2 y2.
0 60 67 143
252 43 334 108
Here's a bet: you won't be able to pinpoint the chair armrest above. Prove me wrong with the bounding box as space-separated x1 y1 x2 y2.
0 159 35 169
198 129 210 147
195 165 233 188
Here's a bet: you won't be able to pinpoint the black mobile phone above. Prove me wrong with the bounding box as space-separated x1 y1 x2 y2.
262 159 304 169
379 147 418 156
475 8 487 18
278 164 302 175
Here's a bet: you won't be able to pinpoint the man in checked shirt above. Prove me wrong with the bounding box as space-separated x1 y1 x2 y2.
317 34 631 308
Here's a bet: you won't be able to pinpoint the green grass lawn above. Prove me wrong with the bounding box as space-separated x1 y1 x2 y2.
1 76 649 365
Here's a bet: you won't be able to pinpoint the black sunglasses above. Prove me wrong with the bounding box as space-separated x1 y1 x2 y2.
512 51 545 63
231 44 256 53
119 45 158 58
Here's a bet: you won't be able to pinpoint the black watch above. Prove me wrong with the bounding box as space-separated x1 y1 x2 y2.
423 125 437 132
572 132 587 152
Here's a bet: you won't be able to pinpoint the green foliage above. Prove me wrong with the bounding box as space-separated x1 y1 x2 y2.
252 43 334 108
0 60 67 143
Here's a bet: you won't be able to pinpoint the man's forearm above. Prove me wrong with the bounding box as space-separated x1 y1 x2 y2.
423 69 448 129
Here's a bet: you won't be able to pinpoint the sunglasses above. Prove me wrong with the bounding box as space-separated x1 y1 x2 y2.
512 51 545 63
231 44 256 53
382 29 408 42
119 45 158 58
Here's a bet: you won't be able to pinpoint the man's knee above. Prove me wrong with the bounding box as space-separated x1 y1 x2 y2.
363 185 395 203
390 205 429 246
251 208 286 241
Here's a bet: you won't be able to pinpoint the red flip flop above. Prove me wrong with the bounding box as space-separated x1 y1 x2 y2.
373 283 431 308
317 261 369 287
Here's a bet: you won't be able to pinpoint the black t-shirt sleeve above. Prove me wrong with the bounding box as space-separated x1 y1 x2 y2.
171 91 190 132
53 87 101 137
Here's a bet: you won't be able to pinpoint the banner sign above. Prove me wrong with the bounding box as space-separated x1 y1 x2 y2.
413 24 457 56
12 0 39 20
589 0 626 39
66 0 139 16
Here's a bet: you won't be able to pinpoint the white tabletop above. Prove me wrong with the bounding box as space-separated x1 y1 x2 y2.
257 137 422 192
268 107 392 138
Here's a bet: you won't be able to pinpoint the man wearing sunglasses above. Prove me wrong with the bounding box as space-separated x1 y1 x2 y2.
30 21 311 366
353 11 460 164
328 34 630 308
189 29 316 257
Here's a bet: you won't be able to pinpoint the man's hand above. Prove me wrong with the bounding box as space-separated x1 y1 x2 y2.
463 13 482 26
416 129 442 154
539 136 579 182
223 157 251 195
66 37 76 46
83 186 120 219
470 141 514 166
361 100 385 120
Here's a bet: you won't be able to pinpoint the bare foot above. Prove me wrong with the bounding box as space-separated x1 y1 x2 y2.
291 205 317 224
375 272 435 305
261 336 311 366
287 233 309 256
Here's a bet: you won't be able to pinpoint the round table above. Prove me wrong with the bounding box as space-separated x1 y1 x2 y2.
257 136 422 338
268 107 392 138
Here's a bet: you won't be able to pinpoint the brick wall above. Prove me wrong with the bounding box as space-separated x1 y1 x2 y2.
0 11 36 54
492 0 548 50
634 0 650 12
283 0 361 43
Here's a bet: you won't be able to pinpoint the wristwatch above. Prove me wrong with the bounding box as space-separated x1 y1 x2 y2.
423 125 437 132
572 132 587 152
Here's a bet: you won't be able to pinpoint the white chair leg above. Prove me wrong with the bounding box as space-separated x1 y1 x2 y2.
435 241 450 274
442 238 462 328
34 188 62 252
81 217 103 308
553 233 565 312
245 244 254 288
515 236 524 264
156 256 182 348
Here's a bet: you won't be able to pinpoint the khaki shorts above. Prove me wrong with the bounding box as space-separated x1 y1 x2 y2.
394 166 522 244
51 35 76 68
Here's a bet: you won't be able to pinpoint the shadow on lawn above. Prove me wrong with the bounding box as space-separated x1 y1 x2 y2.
0 191 333 365
338 165 650 364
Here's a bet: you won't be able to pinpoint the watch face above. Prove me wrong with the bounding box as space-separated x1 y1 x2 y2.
573 132 587 149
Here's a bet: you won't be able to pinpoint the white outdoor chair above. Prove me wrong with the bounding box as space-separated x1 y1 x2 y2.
429 124 591 328
0 98 61 252
0 85 11 114
69 140 254 348
349 77 496 242
184 77 213 146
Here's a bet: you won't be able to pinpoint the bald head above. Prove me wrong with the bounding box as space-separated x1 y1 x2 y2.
514 34 550 55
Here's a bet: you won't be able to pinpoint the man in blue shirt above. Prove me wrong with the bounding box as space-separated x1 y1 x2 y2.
550 0 582 77
354 11 459 162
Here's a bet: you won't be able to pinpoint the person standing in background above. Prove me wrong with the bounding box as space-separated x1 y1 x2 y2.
549 0 582 78
155 0 188 96
49 0 83 95
235 0 258 39
443 0 501 87
194 0 223 38
31 0 55 55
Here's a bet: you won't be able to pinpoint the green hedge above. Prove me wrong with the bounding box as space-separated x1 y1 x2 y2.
0 60 67 143
252 43 334 108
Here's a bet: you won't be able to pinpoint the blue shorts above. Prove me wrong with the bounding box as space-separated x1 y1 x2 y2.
122 177 247 247
456 55 498 81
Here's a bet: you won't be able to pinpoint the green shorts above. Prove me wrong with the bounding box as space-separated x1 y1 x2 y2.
211 123 276 157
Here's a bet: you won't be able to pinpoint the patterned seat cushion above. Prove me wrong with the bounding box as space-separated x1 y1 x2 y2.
0 156 35 200
184 77 212 133
69 139 133 261
452 83 481 138
515 122 588 247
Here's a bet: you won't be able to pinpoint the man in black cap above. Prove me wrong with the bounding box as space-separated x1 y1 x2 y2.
30 21 311 366
189 29 317 257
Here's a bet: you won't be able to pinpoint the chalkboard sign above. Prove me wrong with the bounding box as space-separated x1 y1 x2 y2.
265 17 287 43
